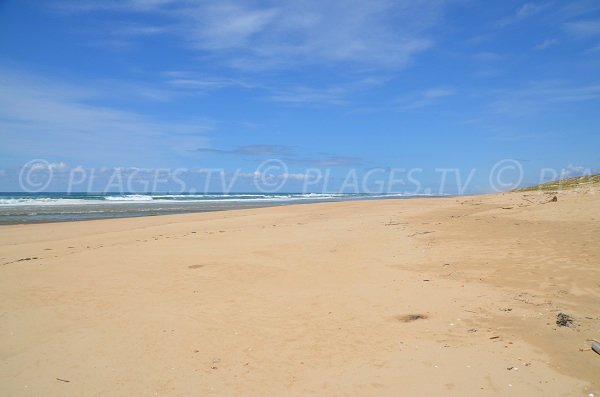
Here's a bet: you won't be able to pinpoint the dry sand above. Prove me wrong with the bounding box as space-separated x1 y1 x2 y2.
1 190 599 396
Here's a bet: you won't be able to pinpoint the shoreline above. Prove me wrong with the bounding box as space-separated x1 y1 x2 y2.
0 194 450 226
1 190 598 395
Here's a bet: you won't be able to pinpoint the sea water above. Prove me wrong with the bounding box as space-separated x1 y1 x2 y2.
0 192 415 224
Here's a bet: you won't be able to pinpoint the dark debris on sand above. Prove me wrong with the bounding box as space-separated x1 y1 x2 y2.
556 312 574 327
397 314 428 323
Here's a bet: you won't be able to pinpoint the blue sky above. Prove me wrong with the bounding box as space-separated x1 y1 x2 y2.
0 0 599 193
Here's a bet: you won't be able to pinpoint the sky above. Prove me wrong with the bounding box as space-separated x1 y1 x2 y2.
0 0 599 193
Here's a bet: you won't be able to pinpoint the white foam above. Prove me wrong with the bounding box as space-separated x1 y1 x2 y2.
0 192 411 207
104 195 154 201
0 198 92 206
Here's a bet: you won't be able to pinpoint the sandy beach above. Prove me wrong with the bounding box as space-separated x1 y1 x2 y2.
1 190 599 396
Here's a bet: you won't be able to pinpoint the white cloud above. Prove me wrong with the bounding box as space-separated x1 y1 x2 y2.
516 3 546 19
488 81 600 115
26 161 70 172
564 19 600 37
53 0 446 71
585 44 600 53
0 69 211 164
264 77 387 107
183 1 438 70
473 52 503 62
496 2 548 26
49 162 69 172
284 173 309 181
559 1 600 19
166 76 254 91
561 164 592 178
267 86 348 106
535 39 558 50
51 0 176 13
115 24 170 36
181 4 279 50
238 172 311 181
396 87 455 111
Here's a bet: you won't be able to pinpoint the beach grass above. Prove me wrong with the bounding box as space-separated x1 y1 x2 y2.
515 173 600 192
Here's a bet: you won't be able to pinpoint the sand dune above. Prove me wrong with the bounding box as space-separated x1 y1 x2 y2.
1 190 599 396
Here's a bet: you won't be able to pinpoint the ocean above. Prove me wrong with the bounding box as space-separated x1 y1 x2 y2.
0 192 413 224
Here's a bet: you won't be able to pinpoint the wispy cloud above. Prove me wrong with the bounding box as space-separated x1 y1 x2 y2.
473 52 503 62
535 39 559 50
194 145 295 157
167 78 253 91
51 0 177 13
178 1 440 70
564 19 600 37
396 87 455 111
585 44 600 53
264 77 387 107
559 1 600 19
162 70 257 93
179 3 279 51
0 69 211 164
51 0 446 71
267 86 349 106
561 163 593 177
42 0 453 111
488 80 600 115
114 24 170 37
516 3 547 19
489 131 541 142
162 71 378 107
496 2 549 26
194 145 362 167
294 155 363 167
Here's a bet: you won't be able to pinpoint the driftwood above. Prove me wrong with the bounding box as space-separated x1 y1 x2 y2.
592 340 600 356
